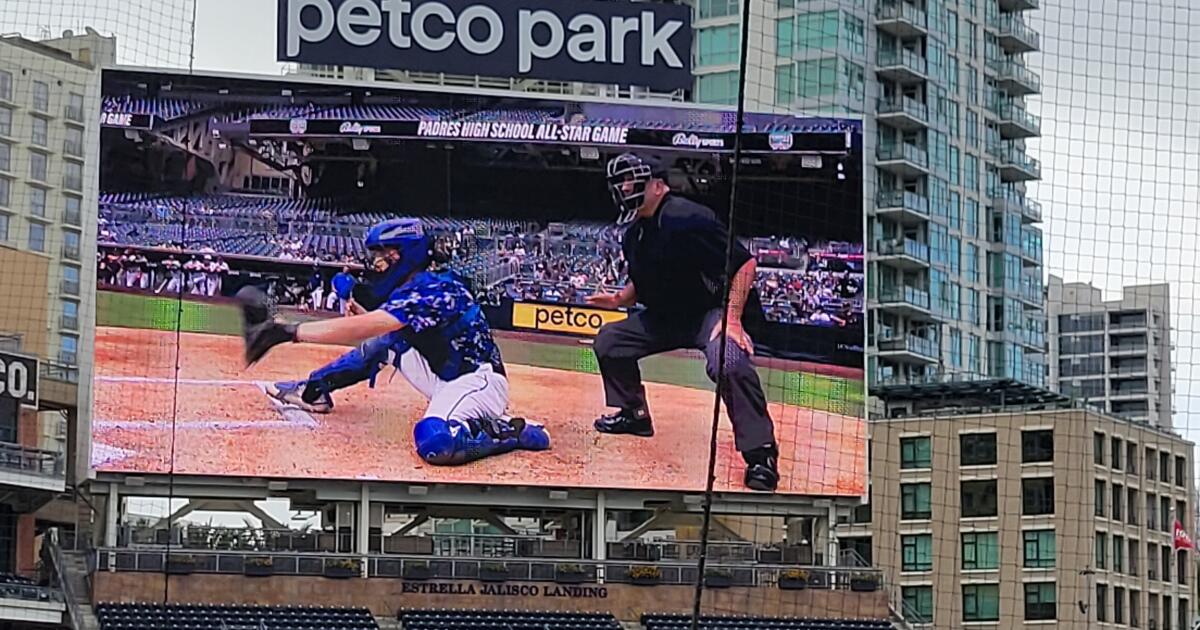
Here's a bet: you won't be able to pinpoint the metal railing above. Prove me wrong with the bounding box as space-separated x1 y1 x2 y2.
95 547 885 590
0 442 64 478
997 15 1040 48
46 529 80 627
878 285 931 309
876 2 927 27
41 361 79 384
876 238 930 262
997 61 1042 92
996 101 1042 130
877 49 928 75
877 143 929 167
877 97 928 122
878 335 938 359
877 190 930 216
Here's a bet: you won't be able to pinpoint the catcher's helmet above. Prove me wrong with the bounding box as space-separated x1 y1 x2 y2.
606 153 668 226
361 218 432 303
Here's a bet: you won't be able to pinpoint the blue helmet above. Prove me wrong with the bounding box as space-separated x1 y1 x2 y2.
359 218 432 305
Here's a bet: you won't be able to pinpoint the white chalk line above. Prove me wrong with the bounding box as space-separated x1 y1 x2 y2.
92 380 320 432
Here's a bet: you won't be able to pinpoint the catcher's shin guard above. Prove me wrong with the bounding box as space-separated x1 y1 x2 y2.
301 334 393 404
414 417 521 466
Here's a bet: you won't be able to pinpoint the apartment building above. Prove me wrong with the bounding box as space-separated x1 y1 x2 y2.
1047 275 1173 428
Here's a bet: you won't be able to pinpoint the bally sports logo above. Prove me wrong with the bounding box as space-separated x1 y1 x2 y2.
512 303 626 336
671 133 725 149
339 121 383 135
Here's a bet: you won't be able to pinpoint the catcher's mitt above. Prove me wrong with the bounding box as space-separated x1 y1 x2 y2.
235 286 298 366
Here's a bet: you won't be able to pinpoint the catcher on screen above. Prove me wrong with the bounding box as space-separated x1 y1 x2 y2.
236 217 552 466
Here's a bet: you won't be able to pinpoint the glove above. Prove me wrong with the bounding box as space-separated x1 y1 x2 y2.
236 286 298 365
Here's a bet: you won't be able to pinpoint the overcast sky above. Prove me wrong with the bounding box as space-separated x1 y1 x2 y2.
3 0 1200 517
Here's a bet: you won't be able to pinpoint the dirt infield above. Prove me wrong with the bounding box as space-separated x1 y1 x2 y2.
92 327 866 496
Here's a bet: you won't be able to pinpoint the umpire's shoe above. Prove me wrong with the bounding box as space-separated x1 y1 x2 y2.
743 443 780 492
267 381 334 414
594 409 654 437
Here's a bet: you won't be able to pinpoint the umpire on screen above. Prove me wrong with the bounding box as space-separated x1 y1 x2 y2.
585 153 780 492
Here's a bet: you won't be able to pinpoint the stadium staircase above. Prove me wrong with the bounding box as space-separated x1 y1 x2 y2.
50 542 100 630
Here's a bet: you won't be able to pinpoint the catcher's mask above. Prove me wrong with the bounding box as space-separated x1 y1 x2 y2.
606 153 668 226
362 218 432 302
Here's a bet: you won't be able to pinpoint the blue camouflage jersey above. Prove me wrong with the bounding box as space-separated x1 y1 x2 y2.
381 270 505 381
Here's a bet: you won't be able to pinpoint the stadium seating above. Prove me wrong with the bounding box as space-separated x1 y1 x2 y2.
642 615 894 630
96 602 378 630
401 609 621 630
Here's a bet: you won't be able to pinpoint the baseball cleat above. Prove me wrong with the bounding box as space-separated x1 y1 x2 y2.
742 444 780 492
593 410 654 437
266 380 334 414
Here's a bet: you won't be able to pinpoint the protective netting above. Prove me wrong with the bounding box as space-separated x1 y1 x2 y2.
0 0 1194 629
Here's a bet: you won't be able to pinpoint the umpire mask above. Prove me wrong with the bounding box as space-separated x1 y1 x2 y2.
606 153 665 226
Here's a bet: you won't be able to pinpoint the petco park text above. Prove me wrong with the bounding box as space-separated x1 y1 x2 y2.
511 303 627 336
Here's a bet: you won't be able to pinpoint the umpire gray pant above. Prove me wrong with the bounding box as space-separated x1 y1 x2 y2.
592 308 776 453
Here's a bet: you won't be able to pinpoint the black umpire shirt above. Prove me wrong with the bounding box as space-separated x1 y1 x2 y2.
621 193 760 323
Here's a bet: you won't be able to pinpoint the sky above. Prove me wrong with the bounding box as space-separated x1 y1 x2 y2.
2 0 1200 521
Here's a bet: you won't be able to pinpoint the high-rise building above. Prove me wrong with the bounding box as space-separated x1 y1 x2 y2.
0 28 111 590
1047 275 1173 428
289 0 1047 389
859 385 1195 629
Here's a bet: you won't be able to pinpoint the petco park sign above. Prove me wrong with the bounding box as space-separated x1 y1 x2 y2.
0 352 38 408
278 0 693 91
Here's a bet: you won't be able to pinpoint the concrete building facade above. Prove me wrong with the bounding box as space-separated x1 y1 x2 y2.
1047 275 1173 428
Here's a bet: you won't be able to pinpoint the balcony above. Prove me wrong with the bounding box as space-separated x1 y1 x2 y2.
994 61 1041 96
994 102 1041 139
876 49 928 84
877 335 939 363
875 2 928 38
996 16 1040 53
877 97 929 130
1019 283 1044 307
0 442 65 494
875 238 930 270
990 187 1042 222
990 144 1041 182
877 285 933 319
998 0 1039 12
877 143 929 177
876 190 930 225
1110 387 1150 401
1110 343 1149 357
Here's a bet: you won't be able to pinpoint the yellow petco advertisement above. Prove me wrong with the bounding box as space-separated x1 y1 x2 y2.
511 303 628 336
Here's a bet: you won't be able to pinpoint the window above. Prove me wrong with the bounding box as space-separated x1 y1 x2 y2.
29 186 46 217
1024 582 1056 621
964 154 979 191
64 161 83 191
29 151 47 182
63 196 81 225
1021 429 1053 463
1096 532 1108 569
902 586 933 625
1128 442 1139 475
697 25 741 66
962 480 998 517
0 142 9 172
795 57 838 97
1023 530 1055 568
1148 493 1159 530
1162 496 1172 532
61 300 79 331
59 334 78 365
1147 447 1157 480
901 534 932 571
1095 479 1107 517
31 81 49 112
64 126 83 157
1129 590 1141 627
30 116 48 147
962 584 1000 622
1179 597 1189 630
0 71 10 101
1177 549 1187 585
1022 477 1055 515
1111 483 1126 521
1094 432 1106 465
1176 456 1187 487
1113 535 1125 573
1162 547 1171 582
1161 452 1171 484
63 230 80 260
27 222 45 252
844 13 864 55
66 93 85 122
962 532 999 570
901 482 932 519
1130 538 1140 575
697 0 738 19
1128 487 1139 525
695 71 740 105
949 328 963 369
948 146 959 184
960 432 996 465
900 436 931 469
1115 587 1126 624
0 107 9 136
0 213 8 242
61 265 80 295
1112 437 1123 470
